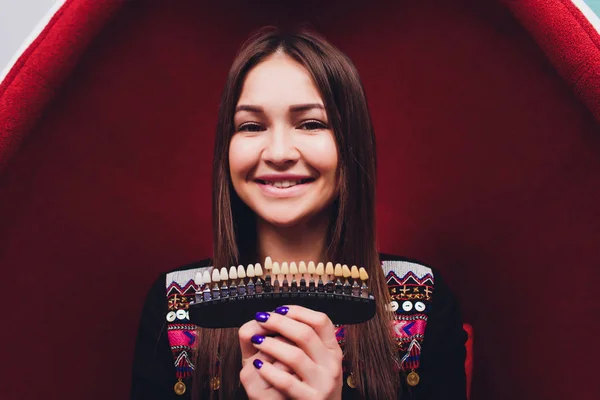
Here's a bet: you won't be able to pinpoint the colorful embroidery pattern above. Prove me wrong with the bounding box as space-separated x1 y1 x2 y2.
384 260 434 372
165 267 211 380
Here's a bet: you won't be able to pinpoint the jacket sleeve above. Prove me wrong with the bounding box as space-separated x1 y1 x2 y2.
130 273 187 400
411 269 468 400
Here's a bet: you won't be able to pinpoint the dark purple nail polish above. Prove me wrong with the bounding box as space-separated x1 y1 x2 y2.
253 359 263 369
251 334 265 345
255 311 270 322
274 306 289 315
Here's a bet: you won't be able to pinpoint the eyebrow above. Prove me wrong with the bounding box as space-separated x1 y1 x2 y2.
235 103 325 113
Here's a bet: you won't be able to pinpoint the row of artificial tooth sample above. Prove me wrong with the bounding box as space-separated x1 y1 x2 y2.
264 257 369 297
194 257 370 302
194 263 265 302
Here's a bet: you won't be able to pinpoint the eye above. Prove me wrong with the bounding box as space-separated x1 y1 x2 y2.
402 301 413 312
298 120 327 131
238 123 264 132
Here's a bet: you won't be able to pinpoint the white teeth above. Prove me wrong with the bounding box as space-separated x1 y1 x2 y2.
237 265 246 279
334 263 343 277
298 261 307 274
267 180 303 188
202 270 211 284
229 266 238 280
246 264 255 278
325 262 334 276
316 262 325 276
219 267 229 281
211 268 221 282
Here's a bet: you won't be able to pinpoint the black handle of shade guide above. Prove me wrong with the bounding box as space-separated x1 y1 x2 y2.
189 292 376 328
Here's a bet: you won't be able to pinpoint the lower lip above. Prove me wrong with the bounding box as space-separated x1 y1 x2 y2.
256 181 313 198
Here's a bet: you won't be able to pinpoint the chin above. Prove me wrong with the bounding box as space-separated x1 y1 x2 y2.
262 215 305 228
257 210 310 229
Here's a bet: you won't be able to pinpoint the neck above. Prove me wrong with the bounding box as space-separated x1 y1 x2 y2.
256 216 330 265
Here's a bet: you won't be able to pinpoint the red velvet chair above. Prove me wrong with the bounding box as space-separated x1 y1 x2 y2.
464 324 474 400
1 1 599 399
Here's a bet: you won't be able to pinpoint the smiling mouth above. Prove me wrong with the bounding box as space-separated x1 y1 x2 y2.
255 179 314 189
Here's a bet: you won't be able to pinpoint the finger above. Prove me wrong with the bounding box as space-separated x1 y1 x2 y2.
240 361 286 400
254 310 333 364
243 351 294 374
253 358 313 400
238 319 275 360
250 334 316 381
269 337 296 374
275 305 339 348
241 335 295 374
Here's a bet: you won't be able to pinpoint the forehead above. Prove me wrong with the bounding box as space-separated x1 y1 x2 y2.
237 53 323 107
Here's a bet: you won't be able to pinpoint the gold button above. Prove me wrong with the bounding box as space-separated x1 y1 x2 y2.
346 373 356 388
210 376 221 390
174 379 186 395
406 371 420 387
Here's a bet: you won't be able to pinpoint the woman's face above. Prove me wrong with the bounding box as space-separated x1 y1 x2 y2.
229 53 339 228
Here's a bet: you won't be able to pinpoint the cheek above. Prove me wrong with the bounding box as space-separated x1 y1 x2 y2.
228 137 257 182
302 135 339 177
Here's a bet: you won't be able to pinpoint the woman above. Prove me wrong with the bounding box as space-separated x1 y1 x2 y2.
131 27 467 400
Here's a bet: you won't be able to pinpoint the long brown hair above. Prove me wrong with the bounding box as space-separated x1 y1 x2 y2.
194 27 400 399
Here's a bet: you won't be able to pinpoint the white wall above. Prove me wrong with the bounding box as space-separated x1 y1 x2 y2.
0 0 59 79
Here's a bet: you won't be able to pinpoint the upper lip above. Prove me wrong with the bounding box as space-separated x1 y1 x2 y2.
254 174 314 181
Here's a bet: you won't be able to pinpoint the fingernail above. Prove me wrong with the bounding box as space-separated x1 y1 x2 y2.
255 312 270 323
251 334 265 345
253 359 263 369
274 306 289 315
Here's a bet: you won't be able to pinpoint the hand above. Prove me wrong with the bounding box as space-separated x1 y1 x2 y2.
239 335 295 400
238 305 343 400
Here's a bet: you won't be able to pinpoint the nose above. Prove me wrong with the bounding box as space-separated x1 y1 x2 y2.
261 127 299 166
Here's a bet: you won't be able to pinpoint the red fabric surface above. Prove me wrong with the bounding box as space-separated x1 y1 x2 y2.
0 0 123 173
463 324 474 400
1 1 599 399
503 0 600 122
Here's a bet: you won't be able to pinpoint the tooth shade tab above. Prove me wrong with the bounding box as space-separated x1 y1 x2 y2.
298 261 307 274
281 262 289 275
219 267 229 281
229 266 238 280
237 265 246 279
308 261 316 275
359 267 369 281
289 262 298 275
254 263 263 276
334 263 343 277
264 256 273 270
202 270 211 284
272 262 281 275
247 264 255 278
194 272 203 285
351 265 360 279
342 264 351 278
316 262 325 276
325 262 334 275
211 268 221 282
